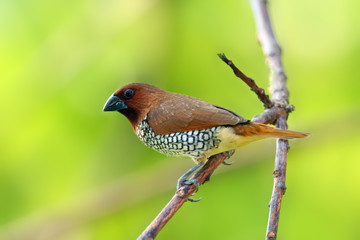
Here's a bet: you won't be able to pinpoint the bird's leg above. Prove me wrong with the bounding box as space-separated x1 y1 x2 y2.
222 149 235 165
177 162 204 192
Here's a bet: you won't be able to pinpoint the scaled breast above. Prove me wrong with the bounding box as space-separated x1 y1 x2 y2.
136 117 222 159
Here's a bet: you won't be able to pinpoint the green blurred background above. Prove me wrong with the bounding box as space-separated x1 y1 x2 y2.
1 0 359 239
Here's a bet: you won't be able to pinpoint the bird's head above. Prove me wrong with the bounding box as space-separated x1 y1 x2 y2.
103 83 165 131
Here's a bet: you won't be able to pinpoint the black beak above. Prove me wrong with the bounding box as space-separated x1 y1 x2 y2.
103 94 128 111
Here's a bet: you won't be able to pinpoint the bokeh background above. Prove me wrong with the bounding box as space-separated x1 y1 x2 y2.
1 0 360 239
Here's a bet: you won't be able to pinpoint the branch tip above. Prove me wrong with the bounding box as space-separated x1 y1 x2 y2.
217 53 229 63
217 53 273 109
267 231 276 240
284 104 295 113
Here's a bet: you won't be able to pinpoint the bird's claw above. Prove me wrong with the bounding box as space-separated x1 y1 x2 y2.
177 179 199 192
176 163 203 202
177 178 202 202
225 150 235 159
221 150 235 166
188 197 202 202
222 160 233 165
185 179 200 192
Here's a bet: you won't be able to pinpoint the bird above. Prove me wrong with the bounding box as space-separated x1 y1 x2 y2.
103 83 307 196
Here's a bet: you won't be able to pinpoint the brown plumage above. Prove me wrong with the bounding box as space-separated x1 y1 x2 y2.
112 83 248 134
104 83 307 163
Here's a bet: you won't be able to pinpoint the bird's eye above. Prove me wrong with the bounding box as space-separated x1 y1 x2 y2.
123 88 135 99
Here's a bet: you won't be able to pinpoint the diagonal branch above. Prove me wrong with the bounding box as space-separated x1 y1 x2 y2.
137 152 228 240
250 0 291 239
217 53 273 109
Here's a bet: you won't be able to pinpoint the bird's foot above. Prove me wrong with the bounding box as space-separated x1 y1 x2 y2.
177 178 202 202
176 162 204 202
177 178 200 192
222 150 235 165
225 149 235 159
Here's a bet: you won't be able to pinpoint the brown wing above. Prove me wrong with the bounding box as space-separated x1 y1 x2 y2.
147 92 249 135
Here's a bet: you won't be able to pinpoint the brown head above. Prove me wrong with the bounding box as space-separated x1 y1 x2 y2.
103 83 166 131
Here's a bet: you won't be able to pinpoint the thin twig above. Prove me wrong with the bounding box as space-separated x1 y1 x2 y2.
250 0 291 239
251 107 283 124
218 53 273 109
137 152 228 240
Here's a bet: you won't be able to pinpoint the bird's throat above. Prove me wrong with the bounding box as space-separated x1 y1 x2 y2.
119 108 142 132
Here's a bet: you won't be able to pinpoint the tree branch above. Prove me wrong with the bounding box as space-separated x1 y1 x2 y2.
137 152 228 240
250 0 291 239
217 53 273 109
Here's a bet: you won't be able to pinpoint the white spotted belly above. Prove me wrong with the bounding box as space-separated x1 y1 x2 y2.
136 119 222 161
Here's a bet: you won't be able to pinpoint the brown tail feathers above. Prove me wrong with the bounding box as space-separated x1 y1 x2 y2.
234 122 308 139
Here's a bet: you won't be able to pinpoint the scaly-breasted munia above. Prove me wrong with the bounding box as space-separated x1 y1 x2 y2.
104 83 307 192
